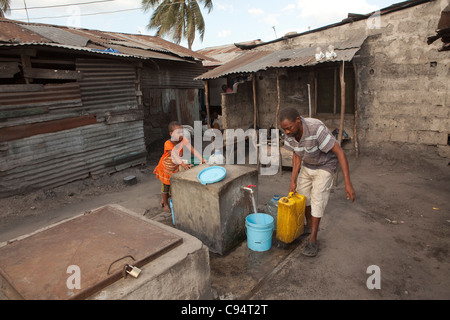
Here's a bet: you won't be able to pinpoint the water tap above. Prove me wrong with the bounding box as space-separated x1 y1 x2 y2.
241 184 256 194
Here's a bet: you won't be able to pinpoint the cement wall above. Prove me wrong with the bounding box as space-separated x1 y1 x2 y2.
170 165 259 255
223 0 450 159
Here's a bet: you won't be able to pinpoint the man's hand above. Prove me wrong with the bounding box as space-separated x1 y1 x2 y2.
289 181 297 193
345 183 355 202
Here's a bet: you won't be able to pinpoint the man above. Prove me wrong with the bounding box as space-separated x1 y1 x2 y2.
279 107 355 257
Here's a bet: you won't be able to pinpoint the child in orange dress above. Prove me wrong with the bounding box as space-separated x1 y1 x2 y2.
154 121 205 212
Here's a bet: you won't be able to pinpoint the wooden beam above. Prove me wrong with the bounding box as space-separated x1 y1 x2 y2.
0 115 97 142
23 67 83 80
0 84 44 93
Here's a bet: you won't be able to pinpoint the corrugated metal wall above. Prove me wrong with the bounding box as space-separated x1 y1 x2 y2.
77 58 138 113
0 121 145 196
143 60 205 89
141 60 205 146
0 53 146 197
0 83 83 128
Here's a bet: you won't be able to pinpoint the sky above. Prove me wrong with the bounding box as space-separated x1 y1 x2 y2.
6 0 403 51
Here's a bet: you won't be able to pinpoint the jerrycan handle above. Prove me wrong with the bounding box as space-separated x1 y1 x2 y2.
288 191 297 197
279 197 289 203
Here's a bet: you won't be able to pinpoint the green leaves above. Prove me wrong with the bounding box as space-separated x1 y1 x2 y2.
142 0 213 49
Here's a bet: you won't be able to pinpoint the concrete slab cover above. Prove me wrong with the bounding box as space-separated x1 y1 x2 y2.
0 205 182 300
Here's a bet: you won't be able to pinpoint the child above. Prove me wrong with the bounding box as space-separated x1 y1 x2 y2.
154 121 205 212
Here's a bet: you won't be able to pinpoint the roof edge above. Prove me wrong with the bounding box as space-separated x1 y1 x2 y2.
236 0 435 50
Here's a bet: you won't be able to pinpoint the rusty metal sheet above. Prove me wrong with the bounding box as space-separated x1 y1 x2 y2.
0 114 96 142
0 205 182 300
195 35 367 80
195 51 273 80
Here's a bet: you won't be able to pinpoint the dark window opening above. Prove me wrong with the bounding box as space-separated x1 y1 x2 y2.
316 64 355 115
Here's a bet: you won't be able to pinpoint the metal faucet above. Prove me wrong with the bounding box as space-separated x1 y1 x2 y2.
241 184 256 194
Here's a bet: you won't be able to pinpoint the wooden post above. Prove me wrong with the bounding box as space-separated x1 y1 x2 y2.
205 80 211 129
252 73 259 169
135 63 142 106
338 61 346 145
307 84 312 118
276 70 282 174
252 73 258 129
352 60 360 158
20 53 32 85
335 61 346 186
314 74 318 114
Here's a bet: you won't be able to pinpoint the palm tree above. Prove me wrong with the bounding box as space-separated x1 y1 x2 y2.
1 0 10 18
142 0 213 50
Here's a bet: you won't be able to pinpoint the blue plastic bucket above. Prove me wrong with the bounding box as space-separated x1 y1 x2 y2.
169 199 175 225
245 213 274 252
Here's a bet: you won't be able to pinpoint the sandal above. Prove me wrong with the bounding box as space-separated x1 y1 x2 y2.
302 241 318 257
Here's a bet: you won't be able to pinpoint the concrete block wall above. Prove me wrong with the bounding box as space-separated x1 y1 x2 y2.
224 0 449 159
356 0 449 152
222 80 255 129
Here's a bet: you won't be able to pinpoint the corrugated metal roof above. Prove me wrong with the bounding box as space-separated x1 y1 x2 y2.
195 50 273 80
197 40 263 67
196 35 367 80
0 42 187 62
0 18 209 62
19 24 90 47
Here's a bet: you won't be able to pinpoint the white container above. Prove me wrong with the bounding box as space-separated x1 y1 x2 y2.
208 149 225 164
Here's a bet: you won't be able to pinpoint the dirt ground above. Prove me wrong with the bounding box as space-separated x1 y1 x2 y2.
0 143 449 300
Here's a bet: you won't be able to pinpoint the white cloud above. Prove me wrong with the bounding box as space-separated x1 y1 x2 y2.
282 4 296 13
296 0 378 26
218 29 232 38
263 14 279 26
248 8 265 16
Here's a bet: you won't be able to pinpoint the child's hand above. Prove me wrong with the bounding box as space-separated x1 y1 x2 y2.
182 163 193 170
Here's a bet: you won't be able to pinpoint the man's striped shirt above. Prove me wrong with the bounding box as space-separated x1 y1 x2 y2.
283 117 338 174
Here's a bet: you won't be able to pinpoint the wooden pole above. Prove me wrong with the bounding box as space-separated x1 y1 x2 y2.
352 60 360 158
252 73 259 169
335 61 346 186
276 70 281 130
205 80 211 129
276 70 282 174
338 61 346 145
21 53 32 85
252 73 258 129
307 84 312 118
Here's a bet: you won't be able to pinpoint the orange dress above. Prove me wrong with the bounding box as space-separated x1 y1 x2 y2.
153 137 188 185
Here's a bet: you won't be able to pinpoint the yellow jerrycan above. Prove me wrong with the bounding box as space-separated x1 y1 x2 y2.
276 192 306 244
